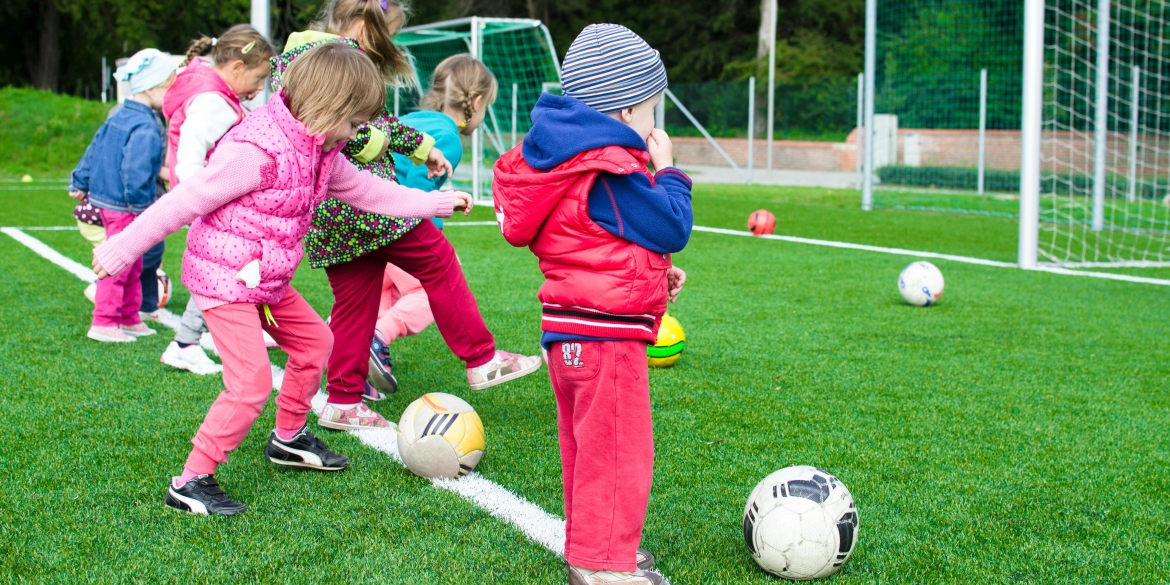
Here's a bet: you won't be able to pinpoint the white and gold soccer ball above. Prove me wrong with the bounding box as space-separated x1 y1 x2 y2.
898 261 944 306
396 393 485 479
743 466 859 580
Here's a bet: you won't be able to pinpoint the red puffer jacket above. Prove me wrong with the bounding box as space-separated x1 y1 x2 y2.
493 144 671 343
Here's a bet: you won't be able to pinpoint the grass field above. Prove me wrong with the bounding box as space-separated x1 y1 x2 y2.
2 180 1168 584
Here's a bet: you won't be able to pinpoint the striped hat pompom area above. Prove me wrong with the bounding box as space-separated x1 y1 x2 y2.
561 23 669 113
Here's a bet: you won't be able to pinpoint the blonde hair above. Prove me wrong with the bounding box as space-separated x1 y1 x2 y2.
283 42 386 135
316 0 418 90
419 54 498 127
183 24 276 69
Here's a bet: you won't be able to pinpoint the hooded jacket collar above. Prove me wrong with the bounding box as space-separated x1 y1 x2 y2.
163 59 242 121
522 93 647 171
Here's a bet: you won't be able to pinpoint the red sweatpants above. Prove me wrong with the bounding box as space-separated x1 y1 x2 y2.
548 339 654 572
324 220 495 405
184 287 332 475
92 208 143 327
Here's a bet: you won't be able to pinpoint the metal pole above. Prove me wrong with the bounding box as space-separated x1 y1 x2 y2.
978 68 988 194
470 16 481 203
1019 0 1044 269
1128 65 1140 202
766 0 777 181
655 98 665 130
251 0 270 105
1091 0 1111 231
856 72 863 189
394 87 400 117
101 57 108 103
748 77 755 184
862 0 877 210
511 82 519 148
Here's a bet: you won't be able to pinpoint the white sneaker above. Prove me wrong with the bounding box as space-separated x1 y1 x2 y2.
140 310 160 322
121 322 156 337
87 325 135 343
467 350 543 391
567 566 663 585
160 341 223 375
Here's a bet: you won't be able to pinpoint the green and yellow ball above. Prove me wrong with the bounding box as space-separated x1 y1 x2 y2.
648 314 685 368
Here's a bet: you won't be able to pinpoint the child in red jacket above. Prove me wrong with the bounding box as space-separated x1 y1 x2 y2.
493 24 692 585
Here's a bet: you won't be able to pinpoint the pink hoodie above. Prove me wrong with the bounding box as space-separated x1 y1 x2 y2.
95 92 455 311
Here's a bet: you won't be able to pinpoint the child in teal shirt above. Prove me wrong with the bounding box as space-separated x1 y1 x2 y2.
368 54 503 397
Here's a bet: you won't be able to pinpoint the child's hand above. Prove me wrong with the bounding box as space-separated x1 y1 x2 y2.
451 191 473 216
666 265 686 302
426 148 453 179
68 189 87 202
92 255 110 280
647 129 674 171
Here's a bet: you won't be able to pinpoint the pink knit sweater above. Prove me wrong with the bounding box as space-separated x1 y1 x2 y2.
94 142 455 310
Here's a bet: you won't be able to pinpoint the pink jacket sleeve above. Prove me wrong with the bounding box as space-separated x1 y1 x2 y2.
93 143 275 277
327 156 455 219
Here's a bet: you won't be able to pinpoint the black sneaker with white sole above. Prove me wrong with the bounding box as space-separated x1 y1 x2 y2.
367 330 399 395
165 474 247 516
264 427 350 471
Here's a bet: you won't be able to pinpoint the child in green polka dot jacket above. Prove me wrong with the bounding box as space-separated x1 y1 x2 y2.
273 0 542 432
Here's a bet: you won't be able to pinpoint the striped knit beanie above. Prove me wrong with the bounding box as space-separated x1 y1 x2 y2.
561 24 668 113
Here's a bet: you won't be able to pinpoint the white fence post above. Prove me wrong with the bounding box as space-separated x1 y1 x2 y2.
394 87 400 117
511 82 519 148
250 0 271 105
1128 65 1140 202
862 0 877 210
1019 0 1044 269
1092 0 1112 231
978 68 988 194
766 0 777 182
748 77 755 184
470 16 482 203
856 72 863 189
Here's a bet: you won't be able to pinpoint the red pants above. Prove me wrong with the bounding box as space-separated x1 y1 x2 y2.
324 220 495 405
92 209 143 327
184 287 332 475
548 339 654 572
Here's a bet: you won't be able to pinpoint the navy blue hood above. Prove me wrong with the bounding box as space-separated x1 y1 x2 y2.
522 93 647 171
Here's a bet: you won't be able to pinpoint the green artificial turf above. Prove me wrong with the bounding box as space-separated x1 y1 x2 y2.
1 183 1167 584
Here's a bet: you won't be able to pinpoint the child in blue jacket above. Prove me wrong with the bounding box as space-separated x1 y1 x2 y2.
69 49 176 343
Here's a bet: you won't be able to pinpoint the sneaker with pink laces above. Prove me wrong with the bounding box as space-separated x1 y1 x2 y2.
317 402 393 431
467 350 542 391
87 325 136 343
121 322 156 337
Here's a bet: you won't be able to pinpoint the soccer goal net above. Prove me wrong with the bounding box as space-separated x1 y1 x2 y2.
394 17 562 204
1031 0 1170 267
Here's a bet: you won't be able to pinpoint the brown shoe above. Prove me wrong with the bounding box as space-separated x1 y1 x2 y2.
567 565 663 585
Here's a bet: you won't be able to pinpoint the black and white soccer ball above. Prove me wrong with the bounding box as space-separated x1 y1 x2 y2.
742 466 859 580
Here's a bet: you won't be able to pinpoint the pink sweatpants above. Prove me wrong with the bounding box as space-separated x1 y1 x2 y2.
376 263 434 343
184 286 333 475
548 339 654 572
92 209 143 327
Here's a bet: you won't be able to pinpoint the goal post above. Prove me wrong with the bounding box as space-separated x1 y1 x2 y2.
394 17 562 204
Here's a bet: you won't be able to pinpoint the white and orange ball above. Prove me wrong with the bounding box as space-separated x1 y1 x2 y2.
397 393 485 479
898 261 945 306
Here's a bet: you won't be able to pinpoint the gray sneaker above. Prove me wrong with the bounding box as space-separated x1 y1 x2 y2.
567 566 663 585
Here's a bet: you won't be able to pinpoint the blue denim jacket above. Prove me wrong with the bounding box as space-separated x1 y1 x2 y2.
69 100 164 214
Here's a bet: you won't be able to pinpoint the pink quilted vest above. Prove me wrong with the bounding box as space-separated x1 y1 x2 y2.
180 92 343 305
162 59 244 186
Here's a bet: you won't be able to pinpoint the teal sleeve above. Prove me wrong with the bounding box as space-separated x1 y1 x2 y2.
392 131 464 192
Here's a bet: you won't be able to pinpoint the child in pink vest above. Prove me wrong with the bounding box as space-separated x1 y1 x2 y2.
93 43 472 516
157 25 276 376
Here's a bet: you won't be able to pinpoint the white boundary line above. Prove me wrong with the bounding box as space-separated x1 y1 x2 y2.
690 225 1170 287
0 227 588 570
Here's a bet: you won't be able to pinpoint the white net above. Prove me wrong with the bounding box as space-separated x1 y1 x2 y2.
1041 0 1170 267
395 18 562 203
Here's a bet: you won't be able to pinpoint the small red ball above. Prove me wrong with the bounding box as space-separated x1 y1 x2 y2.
748 209 775 236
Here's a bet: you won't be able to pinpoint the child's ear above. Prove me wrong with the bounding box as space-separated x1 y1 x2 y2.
473 94 485 112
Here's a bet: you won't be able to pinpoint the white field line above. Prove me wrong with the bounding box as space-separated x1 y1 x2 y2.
1 227 578 567
690 225 1170 286
442 221 499 226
